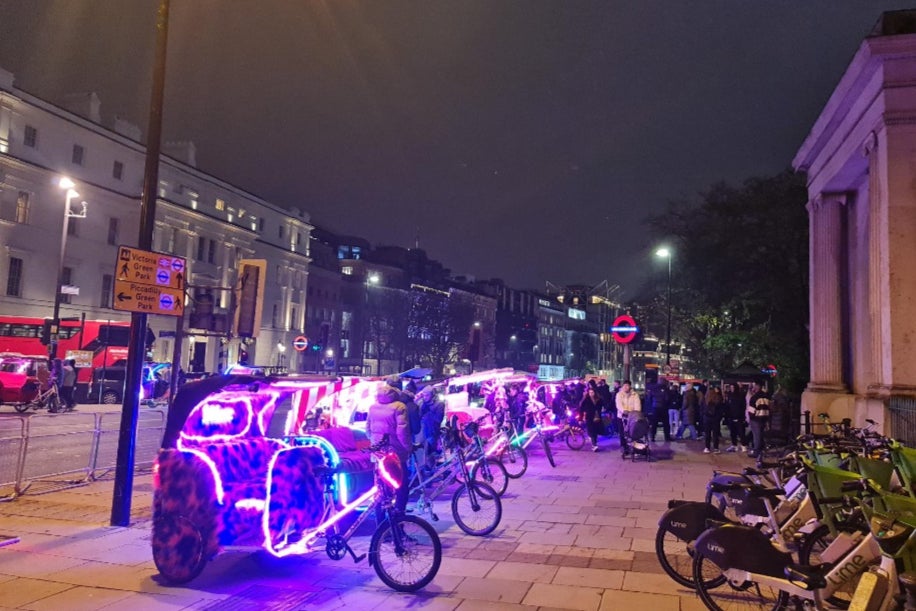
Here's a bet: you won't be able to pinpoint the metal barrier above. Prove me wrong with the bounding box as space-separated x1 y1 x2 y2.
889 396 916 445
92 409 166 479
0 418 25 501
1 408 166 498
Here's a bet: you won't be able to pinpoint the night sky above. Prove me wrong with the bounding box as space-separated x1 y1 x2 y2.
0 1 901 295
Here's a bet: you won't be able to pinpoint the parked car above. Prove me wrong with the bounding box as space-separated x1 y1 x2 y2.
89 363 170 404
0 353 46 407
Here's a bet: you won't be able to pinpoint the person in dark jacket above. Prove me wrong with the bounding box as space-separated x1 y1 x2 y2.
646 382 672 442
367 376 412 512
724 383 746 452
702 386 725 453
676 385 699 440
578 384 606 451
746 382 771 458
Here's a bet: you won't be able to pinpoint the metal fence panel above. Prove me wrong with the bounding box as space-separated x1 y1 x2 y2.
92 409 165 478
0 418 25 501
889 395 916 445
18 412 98 494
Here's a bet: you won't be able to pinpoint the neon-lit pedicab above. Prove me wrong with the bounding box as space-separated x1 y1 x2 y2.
152 374 441 591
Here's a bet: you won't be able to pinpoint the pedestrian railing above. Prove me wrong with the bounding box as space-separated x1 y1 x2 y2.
0 408 166 501
889 396 916 445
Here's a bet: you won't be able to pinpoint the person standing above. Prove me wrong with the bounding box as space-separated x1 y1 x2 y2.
579 383 607 451
667 382 682 436
366 376 412 513
615 380 641 454
647 382 672 442
61 359 77 410
676 384 699 440
724 383 747 452
703 386 724 453
746 382 771 458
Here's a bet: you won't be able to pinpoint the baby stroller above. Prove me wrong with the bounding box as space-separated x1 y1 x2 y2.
622 414 652 462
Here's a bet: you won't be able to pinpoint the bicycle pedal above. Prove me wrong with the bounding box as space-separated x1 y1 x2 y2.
431 512 439 522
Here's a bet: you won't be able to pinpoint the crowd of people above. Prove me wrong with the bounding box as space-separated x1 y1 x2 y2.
35 358 78 410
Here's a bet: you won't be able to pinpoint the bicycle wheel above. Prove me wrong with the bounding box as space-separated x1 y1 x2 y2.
14 402 31 413
693 552 788 611
541 435 556 468
48 394 61 413
470 459 509 497
797 524 859 609
655 525 696 588
370 514 442 592
451 481 502 536
566 426 586 450
500 444 528 479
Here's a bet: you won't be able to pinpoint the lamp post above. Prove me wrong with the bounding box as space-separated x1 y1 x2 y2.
364 274 380 375
50 177 87 360
655 247 673 365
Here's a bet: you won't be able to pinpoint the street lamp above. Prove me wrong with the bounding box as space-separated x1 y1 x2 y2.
276 341 286 369
50 177 87 359
363 274 381 375
655 247 673 365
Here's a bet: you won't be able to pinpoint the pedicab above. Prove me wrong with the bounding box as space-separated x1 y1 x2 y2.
151 373 441 591
0 353 44 410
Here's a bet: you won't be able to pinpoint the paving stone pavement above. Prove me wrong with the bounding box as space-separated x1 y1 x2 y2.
0 435 754 610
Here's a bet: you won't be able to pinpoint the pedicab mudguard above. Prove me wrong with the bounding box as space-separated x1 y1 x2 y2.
658 500 728 541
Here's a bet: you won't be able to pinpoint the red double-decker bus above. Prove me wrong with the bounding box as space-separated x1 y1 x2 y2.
0 316 146 399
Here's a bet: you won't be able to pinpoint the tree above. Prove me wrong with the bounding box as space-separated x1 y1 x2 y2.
365 286 410 375
406 287 475 376
645 170 809 391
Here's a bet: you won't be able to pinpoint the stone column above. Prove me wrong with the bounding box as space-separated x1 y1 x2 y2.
864 130 890 391
807 194 846 391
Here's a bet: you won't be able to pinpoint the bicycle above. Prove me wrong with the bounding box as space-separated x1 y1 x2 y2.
484 414 528 478
407 419 503 536
15 383 61 413
462 417 510 496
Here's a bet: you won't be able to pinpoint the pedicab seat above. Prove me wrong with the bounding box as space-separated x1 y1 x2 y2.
310 427 375 498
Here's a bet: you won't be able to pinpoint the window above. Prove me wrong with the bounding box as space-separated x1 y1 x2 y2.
278 225 284 239
6 257 22 296
215 198 225 211
258 217 264 231
291 307 298 327
197 236 206 261
23 125 37 147
101 274 113 308
72 144 84 166
61 267 73 304
15 191 29 224
207 239 216 264
341 266 353 276
272 304 279 328
113 160 123 180
296 231 302 245
107 217 119 245
167 228 177 252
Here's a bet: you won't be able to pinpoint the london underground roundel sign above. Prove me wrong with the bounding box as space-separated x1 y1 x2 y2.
293 336 309 351
610 315 639 344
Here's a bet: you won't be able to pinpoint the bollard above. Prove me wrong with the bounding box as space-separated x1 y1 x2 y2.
803 410 811 436
899 571 916 610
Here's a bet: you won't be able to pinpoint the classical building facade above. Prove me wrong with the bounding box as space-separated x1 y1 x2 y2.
793 12 916 429
0 67 313 374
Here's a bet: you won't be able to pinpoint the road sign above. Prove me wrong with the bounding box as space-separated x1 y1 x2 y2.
610 314 639 344
113 279 184 316
292 336 309 351
116 246 186 290
65 350 93 368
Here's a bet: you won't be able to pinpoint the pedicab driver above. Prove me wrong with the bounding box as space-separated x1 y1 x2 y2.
366 375 412 513
615 380 642 455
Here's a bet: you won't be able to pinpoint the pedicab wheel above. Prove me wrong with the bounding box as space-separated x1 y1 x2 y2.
655 523 698 588
470 459 509 497
542 436 556 467
48 395 61 413
566 426 586 450
152 513 207 585
499 444 528 479
370 514 442 592
14 402 30 413
693 551 788 611
451 481 502 536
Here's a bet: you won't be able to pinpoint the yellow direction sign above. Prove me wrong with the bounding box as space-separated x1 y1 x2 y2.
116 246 186 290
113 279 184 316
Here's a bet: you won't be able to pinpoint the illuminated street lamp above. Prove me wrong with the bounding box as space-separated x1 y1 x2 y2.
276 341 286 369
50 177 87 359
655 247 673 365
364 273 381 375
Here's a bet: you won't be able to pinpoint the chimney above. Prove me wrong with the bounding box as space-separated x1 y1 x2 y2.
113 116 142 141
61 91 101 123
163 141 197 167
0 67 13 91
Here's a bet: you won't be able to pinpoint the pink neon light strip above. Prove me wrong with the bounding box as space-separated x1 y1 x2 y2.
377 455 401 490
175 442 226 504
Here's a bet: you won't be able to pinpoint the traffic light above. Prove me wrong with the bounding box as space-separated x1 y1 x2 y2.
311 343 322 352
40 319 53 345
